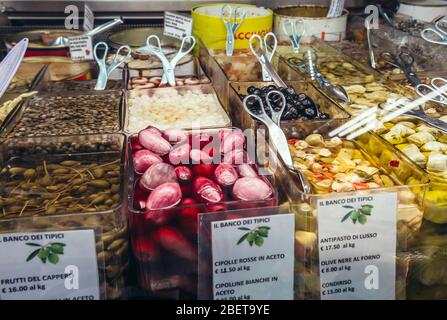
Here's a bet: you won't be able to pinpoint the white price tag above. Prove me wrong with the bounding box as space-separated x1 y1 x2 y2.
68 35 93 61
317 192 397 300
327 0 345 18
0 229 100 300
211 214 295 300
164 11 193 40
83 4 95 32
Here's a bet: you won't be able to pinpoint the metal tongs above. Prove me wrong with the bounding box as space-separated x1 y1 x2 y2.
421 16 447 46
281 19 305 53
221 5 246 56
380 51 421 86
288 50 351 104
416 77 447 105
141 35 196 86
250 35 287 88
381 97 447 133
94 42 131 90
50 17 123 47
365 19 376 69
243 91 311 193
249 32 277 82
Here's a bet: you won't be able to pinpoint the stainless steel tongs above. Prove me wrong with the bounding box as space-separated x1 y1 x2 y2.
288 50 351 104
243 91 311 194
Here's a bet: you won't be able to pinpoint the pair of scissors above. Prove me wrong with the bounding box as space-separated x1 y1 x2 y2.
143 35 196 86
94 42 131 90
243 91 311 193
421 16 447 46
281 19 305 53
221 5 246 56
416 77 447 105
249 32 278 81
380 51 421 86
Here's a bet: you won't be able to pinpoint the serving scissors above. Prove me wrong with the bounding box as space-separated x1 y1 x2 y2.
243 92 311 193
249 32 278 81
421 16 447 46
94 42 131 90
416 77 447 105
142 35 196 86
380 51 421 86
281 19 305 53
221 5 246 56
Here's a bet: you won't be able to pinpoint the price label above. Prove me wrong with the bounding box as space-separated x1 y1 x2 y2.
317 192 397 300
327 0 345 18
83 4 95 32
211 214 295 300
0 229 99 300
69 35 93 61
164 11 193 40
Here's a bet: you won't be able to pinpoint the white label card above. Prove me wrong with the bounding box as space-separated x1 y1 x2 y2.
83 4 95 32
164 11 193 40
327 0 345 17
317 192 397 300
0 229 100 300
212 214 295 300
68 35 93 61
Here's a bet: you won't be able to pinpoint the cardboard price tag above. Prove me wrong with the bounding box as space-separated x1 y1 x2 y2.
69 36 93 61
164 11 193 40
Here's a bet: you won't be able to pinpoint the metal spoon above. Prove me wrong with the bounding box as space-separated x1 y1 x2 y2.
50 17 123 47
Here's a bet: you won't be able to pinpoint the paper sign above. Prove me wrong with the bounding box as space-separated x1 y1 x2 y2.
317 192 397 300
164 11 193 40
83 4 95 32
212 214 295 300
327 0 345 18
0 229 99 300
69 35 93 61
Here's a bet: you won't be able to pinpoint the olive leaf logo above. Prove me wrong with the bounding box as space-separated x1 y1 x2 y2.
237 226 270 247
341 204 373 225
25 242 66 264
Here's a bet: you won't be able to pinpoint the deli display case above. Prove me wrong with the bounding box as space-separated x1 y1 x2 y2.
1 0 447 302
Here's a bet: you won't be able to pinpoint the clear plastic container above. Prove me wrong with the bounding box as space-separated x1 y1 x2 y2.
371 18 447 79
124 84 231 134
2 90 124 138
0 133 129 299
198 39 301 109
127 128 281 299
267 120 429 299
228 81 350 131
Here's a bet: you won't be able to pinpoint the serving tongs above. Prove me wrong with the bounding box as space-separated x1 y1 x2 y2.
221 5 246 56
288 50 351 104
365 19 376 69
380 98 447 133
243 91 311 194
416 77 447 106
250 36 287 88
50 18 124 47
421 16 447 46
380 51 421 86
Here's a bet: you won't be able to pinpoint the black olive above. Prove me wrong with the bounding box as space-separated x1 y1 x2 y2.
247 86 257 94
286 87 295 95
303 107 317 119
267 85 277 91
319 113 330 120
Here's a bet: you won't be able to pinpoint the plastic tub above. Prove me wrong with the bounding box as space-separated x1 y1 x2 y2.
268 120 429 299
127 127 280 298
228 81 350 132
273 5 348 43
124 84 231 134
0 133 129 300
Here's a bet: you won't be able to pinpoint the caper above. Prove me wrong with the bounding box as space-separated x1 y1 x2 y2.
23 168 37 179
39 174 53 187
78 185 88 193
93 168 105 178
105 199 114 206
45 206 57 215
112 194 121 202
9 167 27 175
88 180 110 189
52 168 69 174
60 160 80 167
110 184 120 193
91 194 106 205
